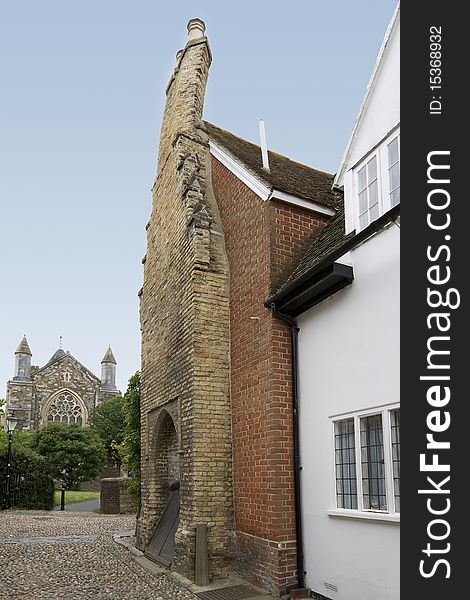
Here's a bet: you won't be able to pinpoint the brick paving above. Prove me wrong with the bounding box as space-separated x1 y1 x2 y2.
0 510 198 600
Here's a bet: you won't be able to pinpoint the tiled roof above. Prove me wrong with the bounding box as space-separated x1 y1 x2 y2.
205 122 341 210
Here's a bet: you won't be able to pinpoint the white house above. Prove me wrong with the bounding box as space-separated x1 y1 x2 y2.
268 4 400 599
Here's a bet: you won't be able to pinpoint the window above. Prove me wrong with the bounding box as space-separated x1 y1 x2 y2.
358 156 379 230
388 137 400 207
353 129 400 232
334 418 357 509
63 371 71 383
333 406 400 515
47 393 84 426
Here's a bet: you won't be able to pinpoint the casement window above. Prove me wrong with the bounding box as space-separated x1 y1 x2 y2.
333 405 400 516
354 129 400 232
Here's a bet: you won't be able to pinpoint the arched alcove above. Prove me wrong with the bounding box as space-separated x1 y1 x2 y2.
145 409 181 566
154 410 179 507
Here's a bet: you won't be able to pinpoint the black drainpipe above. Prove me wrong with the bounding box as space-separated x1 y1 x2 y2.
271 302 304 592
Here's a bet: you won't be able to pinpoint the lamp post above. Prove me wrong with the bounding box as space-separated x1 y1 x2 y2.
2 413 19 510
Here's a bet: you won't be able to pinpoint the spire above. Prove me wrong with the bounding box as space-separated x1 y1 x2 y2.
15 335 32 356
101 346 117 364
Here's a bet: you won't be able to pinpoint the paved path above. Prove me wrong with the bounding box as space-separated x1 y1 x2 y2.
54 499 100 512
0 510 198 600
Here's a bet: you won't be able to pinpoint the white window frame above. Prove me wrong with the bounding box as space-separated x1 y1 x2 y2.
328 403 400 523
352 127 400 233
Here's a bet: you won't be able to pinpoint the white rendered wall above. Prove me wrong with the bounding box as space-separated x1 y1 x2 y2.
341 16 400 234
297 224 399 600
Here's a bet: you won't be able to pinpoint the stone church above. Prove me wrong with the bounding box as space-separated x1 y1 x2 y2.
5 336 120 431
138 19 342 598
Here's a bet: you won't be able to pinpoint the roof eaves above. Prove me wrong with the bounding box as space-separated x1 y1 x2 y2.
209 140 271 200
268 204 400 310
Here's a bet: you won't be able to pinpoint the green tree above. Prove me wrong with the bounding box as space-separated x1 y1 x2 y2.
119 372 141 504
30 423 106 489
89 395 125 468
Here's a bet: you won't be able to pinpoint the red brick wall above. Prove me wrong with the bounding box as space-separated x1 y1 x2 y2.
269 200 329 291
210 155 329 595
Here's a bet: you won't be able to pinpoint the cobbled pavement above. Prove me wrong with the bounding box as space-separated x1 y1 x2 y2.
0 510 199 600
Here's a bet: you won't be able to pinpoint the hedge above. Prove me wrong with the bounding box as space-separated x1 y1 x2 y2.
0 445 54 510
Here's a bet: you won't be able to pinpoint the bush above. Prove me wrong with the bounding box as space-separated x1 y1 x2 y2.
0 443 54 510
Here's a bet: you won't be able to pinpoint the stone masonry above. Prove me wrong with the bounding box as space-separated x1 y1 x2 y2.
5 337 120 431
137 19 233 582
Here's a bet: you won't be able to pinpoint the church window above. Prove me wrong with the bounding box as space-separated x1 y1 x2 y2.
63 371 72 382
47 394 84 426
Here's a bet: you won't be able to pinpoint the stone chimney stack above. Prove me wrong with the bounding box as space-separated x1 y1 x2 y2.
187 17 205 41
138 19 232 582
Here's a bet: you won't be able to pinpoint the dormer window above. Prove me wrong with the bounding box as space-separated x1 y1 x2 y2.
353 128 400 232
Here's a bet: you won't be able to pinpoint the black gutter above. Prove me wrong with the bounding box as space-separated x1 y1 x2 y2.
270 304 305 592
267 204 400 311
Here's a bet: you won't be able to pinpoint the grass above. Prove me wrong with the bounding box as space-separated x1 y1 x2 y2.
53 490 100 506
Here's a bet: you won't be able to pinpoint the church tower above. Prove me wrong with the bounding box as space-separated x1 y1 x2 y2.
6 336 34 430
14 335 32 380
99 346 119 402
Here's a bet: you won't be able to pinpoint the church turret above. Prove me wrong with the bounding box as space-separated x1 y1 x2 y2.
14 335 32 380
100 346 117 390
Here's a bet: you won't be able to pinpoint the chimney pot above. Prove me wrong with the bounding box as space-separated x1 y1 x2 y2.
187 18 206 42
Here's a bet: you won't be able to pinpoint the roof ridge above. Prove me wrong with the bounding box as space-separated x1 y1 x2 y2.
204 121 334 177
204 121 339 210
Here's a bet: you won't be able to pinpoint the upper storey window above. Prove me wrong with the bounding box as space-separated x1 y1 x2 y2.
387 136 400 207
354 129 400 232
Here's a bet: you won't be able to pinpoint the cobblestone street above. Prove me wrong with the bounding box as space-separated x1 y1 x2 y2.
0 510 198 600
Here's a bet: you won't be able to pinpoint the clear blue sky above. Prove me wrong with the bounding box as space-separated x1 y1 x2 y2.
0 0 397 395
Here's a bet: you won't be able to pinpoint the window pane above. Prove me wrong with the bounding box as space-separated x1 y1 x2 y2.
367 156 377 182
389 163 400 192
391 409 400 512
359 213 368 230
358 166 367 192
369 178 379 221
390 188 400 207
388 137 399 166
360 414 387 511
334 418 357 509
358 190 368 215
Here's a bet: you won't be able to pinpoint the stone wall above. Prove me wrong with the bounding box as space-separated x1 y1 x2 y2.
32 354 100 427
138 22 233 582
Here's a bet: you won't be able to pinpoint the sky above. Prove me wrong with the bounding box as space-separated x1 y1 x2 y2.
0 0 397 395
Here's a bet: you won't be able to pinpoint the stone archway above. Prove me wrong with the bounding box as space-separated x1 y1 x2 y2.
145 410 180 566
